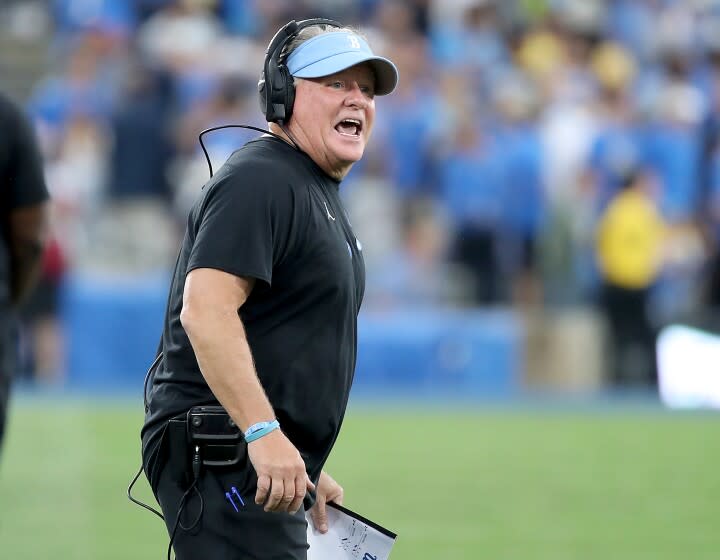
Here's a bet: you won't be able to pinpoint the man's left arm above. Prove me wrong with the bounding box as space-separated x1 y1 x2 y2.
309 470 344 533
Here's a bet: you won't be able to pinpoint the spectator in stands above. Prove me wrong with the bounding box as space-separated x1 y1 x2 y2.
367 197 467 308
492 70 545 306
440 114 506 304
376 33 442 197
107 60 175 202
0 91 49 451
136 0 224 110
93 59 179 274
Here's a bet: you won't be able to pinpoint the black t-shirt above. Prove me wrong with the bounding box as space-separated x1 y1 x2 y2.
142 136 365 484
0 92 48 372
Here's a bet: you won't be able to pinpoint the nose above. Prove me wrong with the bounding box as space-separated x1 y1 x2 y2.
344 82 368 108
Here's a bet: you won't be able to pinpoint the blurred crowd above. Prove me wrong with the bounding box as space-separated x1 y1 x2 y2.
6 0 720 388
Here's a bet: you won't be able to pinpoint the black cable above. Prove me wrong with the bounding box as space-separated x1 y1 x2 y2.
278 123 301 152
198 124 298 178
167 446 204 560
166 482 202 560
127 351 165 521
127 464 164 521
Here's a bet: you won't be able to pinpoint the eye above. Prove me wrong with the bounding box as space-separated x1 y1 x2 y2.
329 81 344 89
360 86 375 99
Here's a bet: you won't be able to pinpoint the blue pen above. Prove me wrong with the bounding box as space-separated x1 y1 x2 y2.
225 492 239 512
231 486 245 507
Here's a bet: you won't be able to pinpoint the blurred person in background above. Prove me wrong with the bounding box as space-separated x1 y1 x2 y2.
366 197 468 308
595 167 665 388
137 0 224 111
141 19 398 558
0 91 49 452
492 70 545 307
93 58 179 274
440 113 506 304
373 27 442 198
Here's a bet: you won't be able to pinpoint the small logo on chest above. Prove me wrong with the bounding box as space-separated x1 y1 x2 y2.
323 201 336 221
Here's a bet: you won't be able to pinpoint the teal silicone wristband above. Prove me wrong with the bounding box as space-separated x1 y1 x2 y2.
244 419 280 443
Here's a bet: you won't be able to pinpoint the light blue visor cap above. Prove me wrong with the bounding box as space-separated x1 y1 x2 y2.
286 31 399 96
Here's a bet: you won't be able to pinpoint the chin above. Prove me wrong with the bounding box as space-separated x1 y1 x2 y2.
336 145 365 164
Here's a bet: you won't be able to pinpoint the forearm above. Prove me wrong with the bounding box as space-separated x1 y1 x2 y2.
8 204 48 304
183 307 275 432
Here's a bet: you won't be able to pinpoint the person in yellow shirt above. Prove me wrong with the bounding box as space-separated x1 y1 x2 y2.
595 168 665 388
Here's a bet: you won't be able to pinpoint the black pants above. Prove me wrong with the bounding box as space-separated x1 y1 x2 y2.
600 283 658 388
147 419 308 560
453 226 501 304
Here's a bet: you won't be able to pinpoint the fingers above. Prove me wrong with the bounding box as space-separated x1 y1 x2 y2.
264 478 286 512
312 494 329 533
255 474 271 507
260 475 308 513
288 474 306 514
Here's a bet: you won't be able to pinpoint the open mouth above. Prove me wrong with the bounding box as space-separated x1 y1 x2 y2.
335 118 363 137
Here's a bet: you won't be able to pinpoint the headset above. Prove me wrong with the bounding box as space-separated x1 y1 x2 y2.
258 18 343 124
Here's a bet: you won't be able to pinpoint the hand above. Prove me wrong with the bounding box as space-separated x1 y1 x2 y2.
247 429 315 514
309 471 344 534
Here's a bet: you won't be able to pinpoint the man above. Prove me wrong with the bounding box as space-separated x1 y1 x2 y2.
0 91 49 452
595 167 665 387
141 19 398 559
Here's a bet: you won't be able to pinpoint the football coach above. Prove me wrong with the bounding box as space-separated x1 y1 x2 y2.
140 18 398 559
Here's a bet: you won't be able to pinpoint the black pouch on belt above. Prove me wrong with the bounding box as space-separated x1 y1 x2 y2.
186 405 245 467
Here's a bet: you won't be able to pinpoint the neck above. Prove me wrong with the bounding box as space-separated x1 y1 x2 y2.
267 122 349 182
267 122 299 150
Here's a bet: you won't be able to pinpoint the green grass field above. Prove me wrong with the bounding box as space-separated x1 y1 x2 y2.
0 398 718 560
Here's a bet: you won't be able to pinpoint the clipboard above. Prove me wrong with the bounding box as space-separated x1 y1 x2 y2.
307 501 397 560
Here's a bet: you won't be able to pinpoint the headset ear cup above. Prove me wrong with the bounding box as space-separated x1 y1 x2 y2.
262 58 292 123
268 63 286 123
281 66 295 122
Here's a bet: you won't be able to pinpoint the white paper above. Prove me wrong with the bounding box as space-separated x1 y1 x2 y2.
307 502 397 560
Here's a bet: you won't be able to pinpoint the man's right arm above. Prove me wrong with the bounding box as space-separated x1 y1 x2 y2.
8 203 49 304
180 267 314 514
